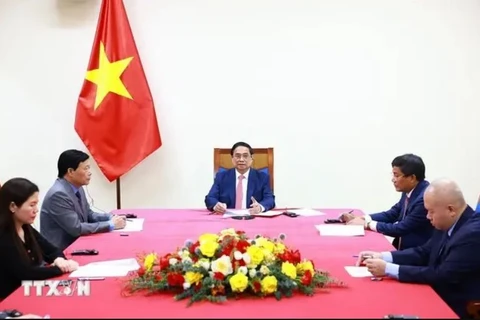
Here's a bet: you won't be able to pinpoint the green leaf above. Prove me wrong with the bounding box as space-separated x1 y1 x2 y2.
274 291 282 300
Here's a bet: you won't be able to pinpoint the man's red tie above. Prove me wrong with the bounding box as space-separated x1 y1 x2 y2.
235 175 245 209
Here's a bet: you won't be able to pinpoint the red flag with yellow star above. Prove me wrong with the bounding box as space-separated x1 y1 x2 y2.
75 0 162 182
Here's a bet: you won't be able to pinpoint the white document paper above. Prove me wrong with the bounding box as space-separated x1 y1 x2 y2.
69 258 140 278
223 210 251 218
288 208 326 216
344 266 373 277
315 224 365 236
113 218 145 232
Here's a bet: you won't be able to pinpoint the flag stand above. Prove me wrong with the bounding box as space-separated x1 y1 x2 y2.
116 178 122 209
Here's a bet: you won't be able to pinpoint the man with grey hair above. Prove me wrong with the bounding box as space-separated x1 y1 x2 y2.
355 178 480 318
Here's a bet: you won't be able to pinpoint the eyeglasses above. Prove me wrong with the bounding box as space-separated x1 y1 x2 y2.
233 154 251 160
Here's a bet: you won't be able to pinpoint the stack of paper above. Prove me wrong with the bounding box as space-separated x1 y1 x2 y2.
315 224 365 236
69 258 140 278
113 218 145 232
344 266 373 277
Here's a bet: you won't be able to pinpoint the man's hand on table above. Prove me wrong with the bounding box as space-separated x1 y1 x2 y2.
213 202 227 214
339 212 356 222
355 251 382 266
112 215 126 229
347 217 366 226
248 197 263 215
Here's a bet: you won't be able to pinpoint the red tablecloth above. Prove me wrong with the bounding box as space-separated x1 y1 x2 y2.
1 209 458 318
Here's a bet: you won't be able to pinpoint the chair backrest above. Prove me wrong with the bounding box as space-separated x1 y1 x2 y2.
213 147 274 191
467 301 480 319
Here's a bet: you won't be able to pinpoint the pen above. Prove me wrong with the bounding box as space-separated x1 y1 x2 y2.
78 277 106 281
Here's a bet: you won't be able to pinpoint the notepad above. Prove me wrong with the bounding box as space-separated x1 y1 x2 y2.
344 266 373 277
315 224 365 236
69 258 140 278
113 218 145 232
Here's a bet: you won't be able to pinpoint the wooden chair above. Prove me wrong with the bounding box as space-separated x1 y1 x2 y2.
213 147 274 191
467 301 480 319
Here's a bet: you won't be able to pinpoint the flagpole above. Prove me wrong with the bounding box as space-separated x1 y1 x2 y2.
116 178 121 209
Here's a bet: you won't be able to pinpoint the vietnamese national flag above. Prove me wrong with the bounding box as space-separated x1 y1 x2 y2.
75 0 162 182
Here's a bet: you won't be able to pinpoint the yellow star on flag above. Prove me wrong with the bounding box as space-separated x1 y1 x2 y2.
85 42 134 110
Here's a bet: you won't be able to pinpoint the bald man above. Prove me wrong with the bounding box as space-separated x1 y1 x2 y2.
355 178 480 318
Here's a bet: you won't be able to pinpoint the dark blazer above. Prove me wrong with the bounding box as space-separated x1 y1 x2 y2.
370 180 433 250
40 178 112 251
0 225 65 300
391 206 480 318
205 168 275 211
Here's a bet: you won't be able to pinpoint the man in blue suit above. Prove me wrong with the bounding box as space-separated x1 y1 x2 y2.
357 178 480 318
205 142 275 214
341 154 433 250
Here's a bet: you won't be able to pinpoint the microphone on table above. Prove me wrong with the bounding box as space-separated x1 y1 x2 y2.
384 315 419 319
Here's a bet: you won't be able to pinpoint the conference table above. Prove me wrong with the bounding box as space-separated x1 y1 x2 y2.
1 208 458 318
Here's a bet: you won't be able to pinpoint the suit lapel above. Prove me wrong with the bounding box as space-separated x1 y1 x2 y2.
228 169 236 208
430 206 474 265
246 169 257 207
58 179 87 222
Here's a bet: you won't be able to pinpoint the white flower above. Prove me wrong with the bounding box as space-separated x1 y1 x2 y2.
182 257 192 264
209 271 214 278
242 253 251 264
238 266 248 275
199 260 210 271
260 265 270 275
169 258 178 266
183 282 191 290
233 251 243 261
248 268 257 278
211 255 233 276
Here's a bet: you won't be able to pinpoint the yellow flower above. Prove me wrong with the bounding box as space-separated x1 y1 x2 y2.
262 249 275 264
274 242 286 254
256 237 275 253
281 262 297 279
246 246 264 267
200 240 219 257
261 275 278 294
296 260 315 275
199 233 219 244
185 271 203 285
229 272 249 292
143 253 157 271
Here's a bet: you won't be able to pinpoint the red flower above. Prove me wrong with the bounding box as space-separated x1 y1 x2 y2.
236 240 250 253
301 270 313 286
159 257 170 270
166 273 184 287
213 272 225 281
137 266 146 277
278 249 302 264
252 281 261 293
189 241 200 254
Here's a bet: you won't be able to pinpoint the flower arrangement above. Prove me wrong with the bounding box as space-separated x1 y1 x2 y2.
123 228 345 305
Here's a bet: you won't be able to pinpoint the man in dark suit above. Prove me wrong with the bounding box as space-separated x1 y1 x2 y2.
205 142 275 214
40 150 126 251
357 178 480 318
341 154 433 250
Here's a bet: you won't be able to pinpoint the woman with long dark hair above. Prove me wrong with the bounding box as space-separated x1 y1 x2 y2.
0 178 79 300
